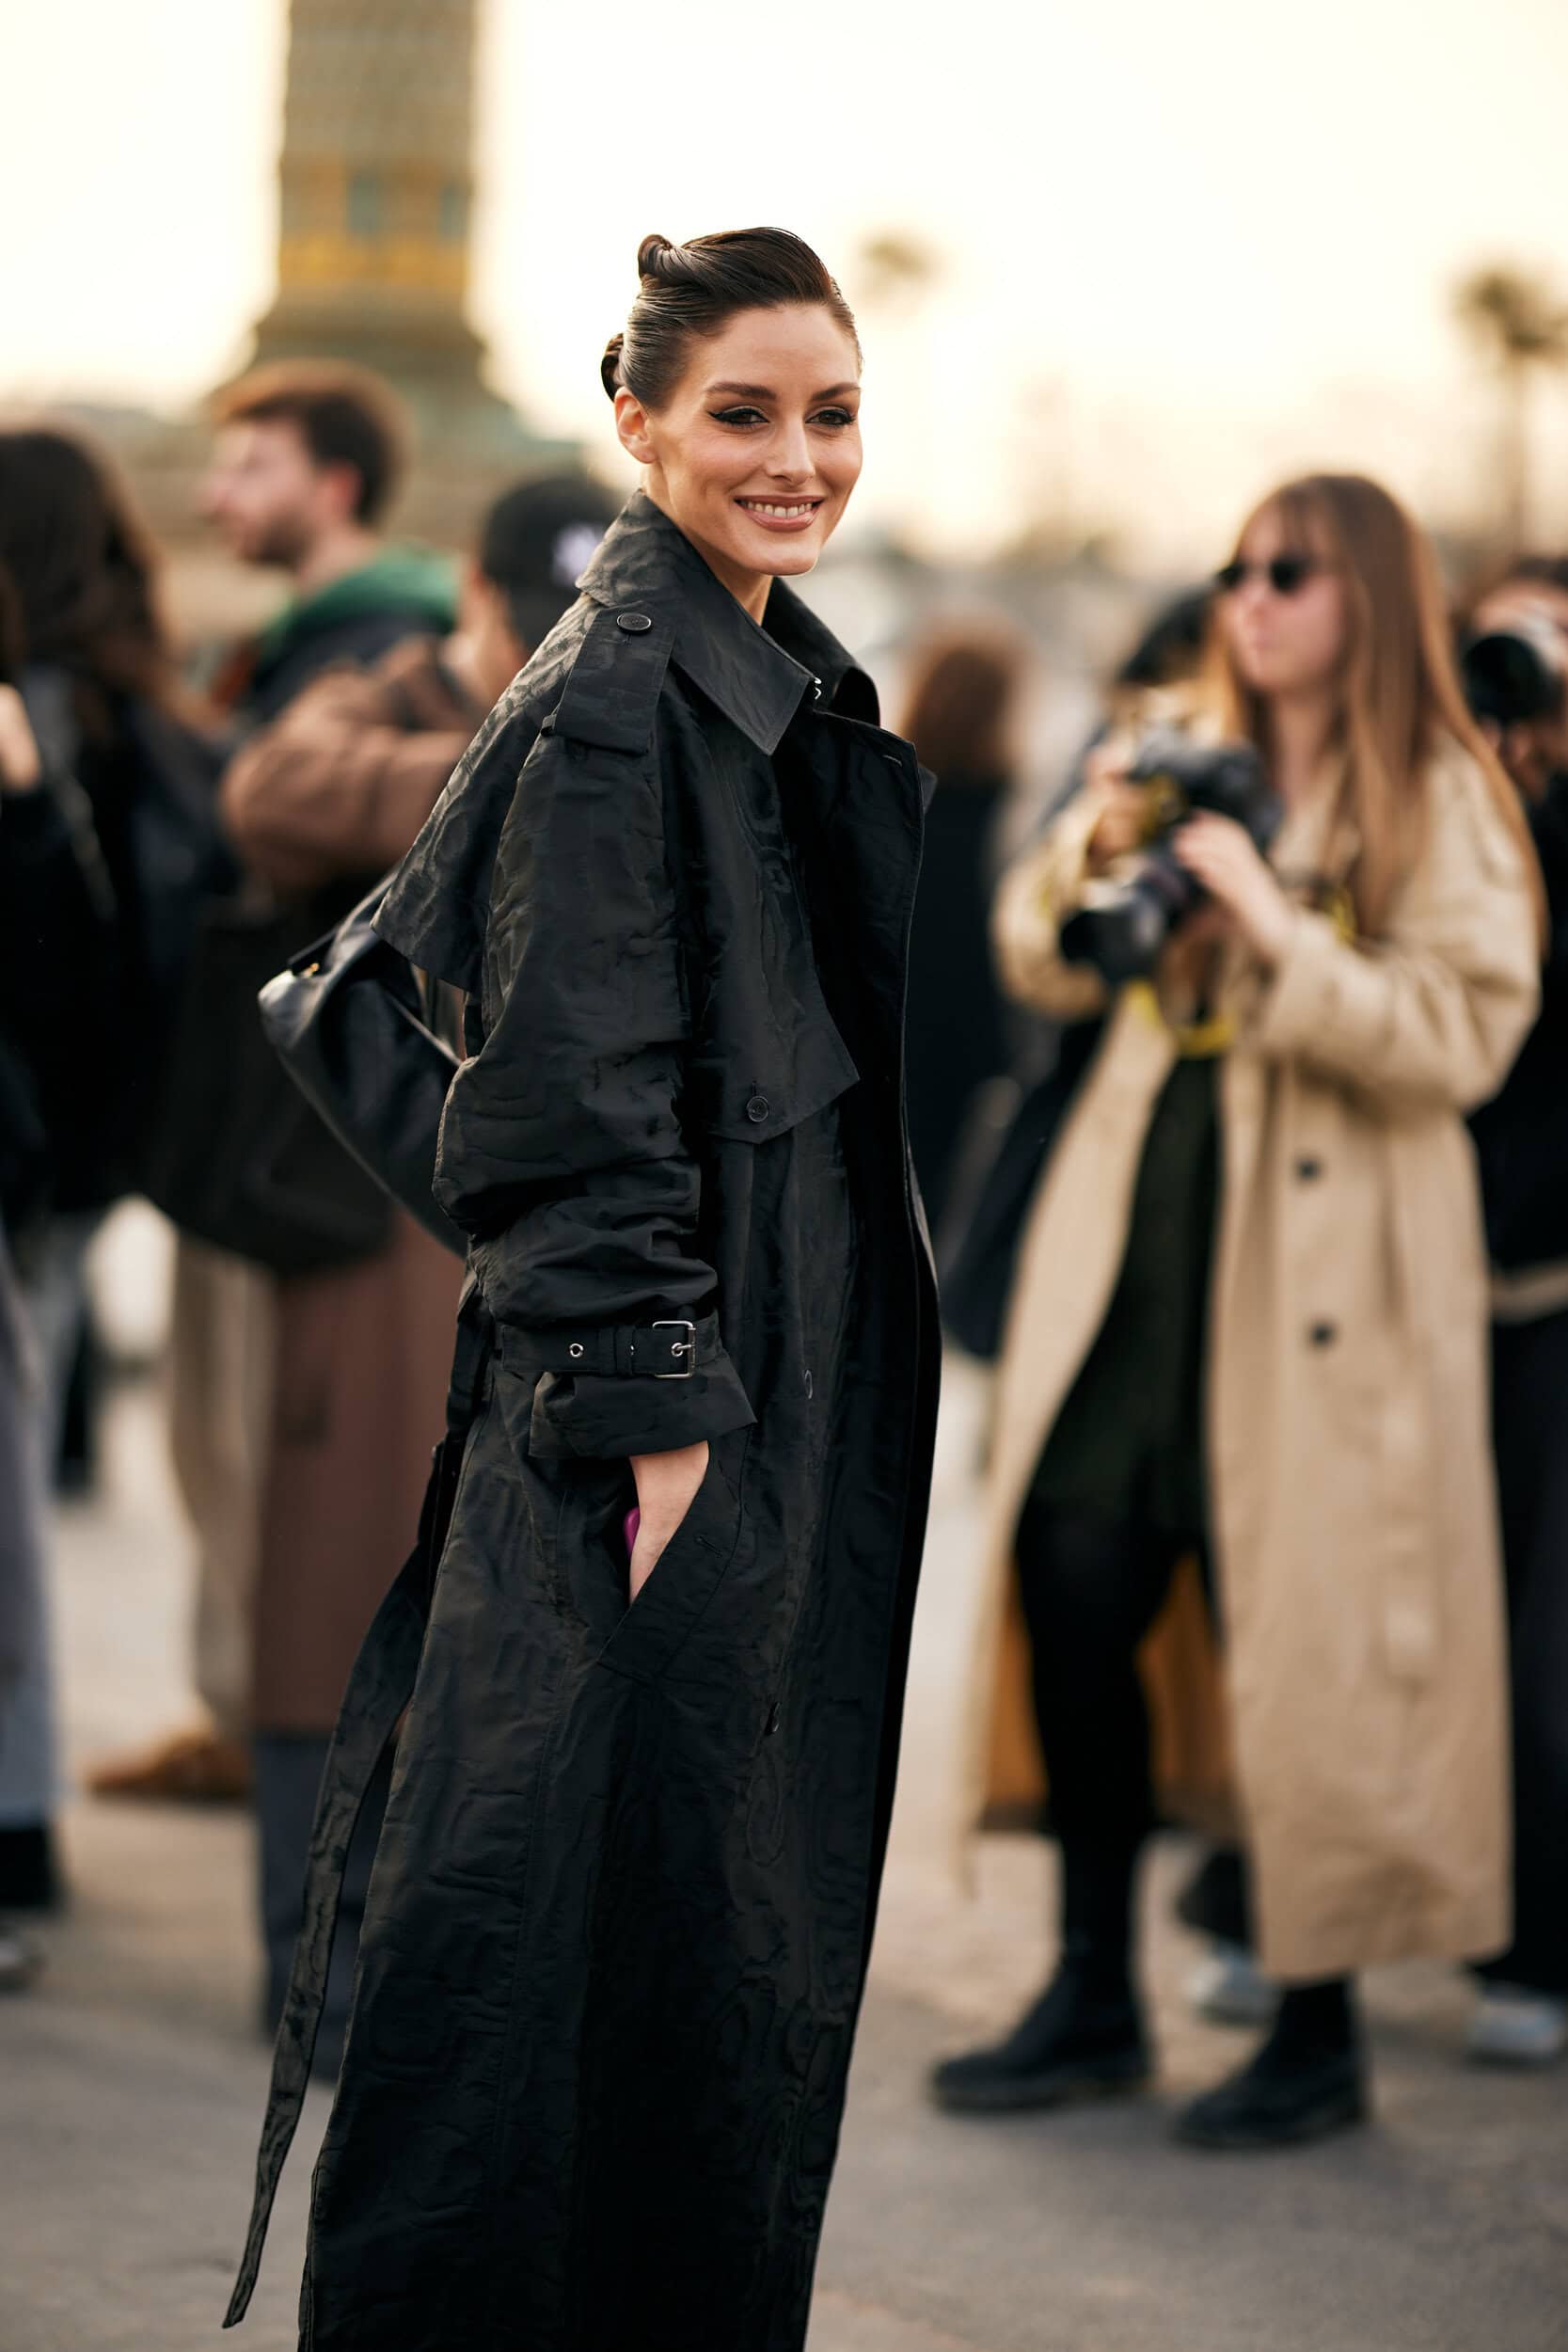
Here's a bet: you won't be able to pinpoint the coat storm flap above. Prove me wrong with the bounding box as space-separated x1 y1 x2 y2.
227 495 939 2352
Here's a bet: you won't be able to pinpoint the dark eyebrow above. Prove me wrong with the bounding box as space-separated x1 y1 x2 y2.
705 381 861 402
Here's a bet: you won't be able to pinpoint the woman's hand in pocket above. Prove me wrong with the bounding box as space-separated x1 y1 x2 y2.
627 1440 710 1600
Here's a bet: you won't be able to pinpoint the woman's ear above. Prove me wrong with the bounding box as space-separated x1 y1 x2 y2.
613 387 657 468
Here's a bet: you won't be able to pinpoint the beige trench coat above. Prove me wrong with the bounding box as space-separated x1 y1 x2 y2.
965 741 1540 1981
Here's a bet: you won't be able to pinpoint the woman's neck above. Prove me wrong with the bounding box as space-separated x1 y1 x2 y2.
643 482 772 626
1266 691 1338 808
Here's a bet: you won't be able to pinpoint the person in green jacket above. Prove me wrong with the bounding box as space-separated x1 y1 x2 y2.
201 359 456 727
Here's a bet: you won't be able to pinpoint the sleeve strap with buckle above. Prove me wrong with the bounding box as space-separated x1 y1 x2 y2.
496 1312 718 1384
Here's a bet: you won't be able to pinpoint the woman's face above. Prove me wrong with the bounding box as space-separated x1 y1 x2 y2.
616 305 862 607
1217 502 1350 703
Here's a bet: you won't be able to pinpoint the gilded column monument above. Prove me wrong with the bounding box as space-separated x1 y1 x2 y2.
250 0 558 463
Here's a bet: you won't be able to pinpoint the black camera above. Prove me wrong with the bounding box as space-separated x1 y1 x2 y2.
1058 730 1282 985
1461 619 1565 730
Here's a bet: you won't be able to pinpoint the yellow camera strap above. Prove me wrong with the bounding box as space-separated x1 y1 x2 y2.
1126 981 1234 1059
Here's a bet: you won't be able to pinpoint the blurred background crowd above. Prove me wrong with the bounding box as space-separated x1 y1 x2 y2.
5 0 1568 2324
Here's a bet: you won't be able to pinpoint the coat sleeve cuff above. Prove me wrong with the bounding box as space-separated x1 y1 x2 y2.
524 1343 755 1460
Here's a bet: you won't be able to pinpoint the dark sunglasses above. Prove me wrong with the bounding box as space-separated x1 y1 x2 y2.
1213 552 1327 597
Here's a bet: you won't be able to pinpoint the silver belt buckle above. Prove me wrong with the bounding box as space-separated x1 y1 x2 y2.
652 1319 697 1378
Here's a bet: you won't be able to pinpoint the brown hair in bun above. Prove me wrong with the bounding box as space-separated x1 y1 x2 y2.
637 232 677 278
599 228 860 410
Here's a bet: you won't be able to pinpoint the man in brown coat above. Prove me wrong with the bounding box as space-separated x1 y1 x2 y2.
218 469 618 2070
90 366 454 1815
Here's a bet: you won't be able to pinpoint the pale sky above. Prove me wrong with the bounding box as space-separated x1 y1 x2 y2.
7 0 1568 561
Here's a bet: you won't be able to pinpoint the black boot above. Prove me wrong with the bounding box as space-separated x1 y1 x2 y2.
0 1823 63 1913
929 1840 1150 2113
1175 1978 1368 2150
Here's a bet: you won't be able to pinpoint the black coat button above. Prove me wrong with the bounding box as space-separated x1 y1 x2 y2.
1308 1321 1338 1347
616 611 653 633
1295 1156 1323 1181
745 1094 770 1123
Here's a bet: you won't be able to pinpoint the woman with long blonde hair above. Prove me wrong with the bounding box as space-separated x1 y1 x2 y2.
933 473 1541 2147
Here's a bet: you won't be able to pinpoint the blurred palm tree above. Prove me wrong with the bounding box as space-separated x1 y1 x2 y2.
1454 264 1568 546
854 232 942 314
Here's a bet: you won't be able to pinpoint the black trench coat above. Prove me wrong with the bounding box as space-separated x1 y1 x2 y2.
228 494 940 2352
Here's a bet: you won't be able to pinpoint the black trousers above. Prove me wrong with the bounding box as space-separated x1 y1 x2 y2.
1015 1494 1206 1851
1485 1310 1568 1995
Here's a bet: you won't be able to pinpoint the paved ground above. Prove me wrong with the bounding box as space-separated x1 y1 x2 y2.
6 1329 1567 2352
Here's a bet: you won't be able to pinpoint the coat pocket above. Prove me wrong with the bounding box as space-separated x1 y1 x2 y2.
584 1426 754 1686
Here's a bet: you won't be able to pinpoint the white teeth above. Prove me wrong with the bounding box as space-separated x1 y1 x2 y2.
742 501 816 518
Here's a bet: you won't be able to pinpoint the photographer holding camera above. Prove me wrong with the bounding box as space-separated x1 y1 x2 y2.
933 474 1542 2149
1458 557 1568 2063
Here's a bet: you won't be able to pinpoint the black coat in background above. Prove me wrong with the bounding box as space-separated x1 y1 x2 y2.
1470 770 1568 1271
0 669 224 1222
904 771 1011 1242
1471 771 1568 1996
229 495 939 2352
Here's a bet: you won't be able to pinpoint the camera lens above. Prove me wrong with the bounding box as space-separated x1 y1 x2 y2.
1462 628 1564 728
1060 882 1176 985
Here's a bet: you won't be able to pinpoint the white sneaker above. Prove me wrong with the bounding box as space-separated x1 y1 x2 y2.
1184 1940 1278 2028
1467 1983 1568 2067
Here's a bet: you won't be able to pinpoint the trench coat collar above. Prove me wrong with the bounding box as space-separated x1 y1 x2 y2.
578 490 878 751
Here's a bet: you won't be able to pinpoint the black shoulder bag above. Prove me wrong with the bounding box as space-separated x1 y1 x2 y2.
142 882 394 1276
257 878 467 1261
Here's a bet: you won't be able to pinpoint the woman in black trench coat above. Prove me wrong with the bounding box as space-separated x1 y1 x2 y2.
228 228 939 2352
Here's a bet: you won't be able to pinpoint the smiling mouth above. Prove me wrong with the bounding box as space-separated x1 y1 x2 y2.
736 499 823 522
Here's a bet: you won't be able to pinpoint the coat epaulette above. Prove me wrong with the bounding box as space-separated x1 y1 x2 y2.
551 601 676 755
